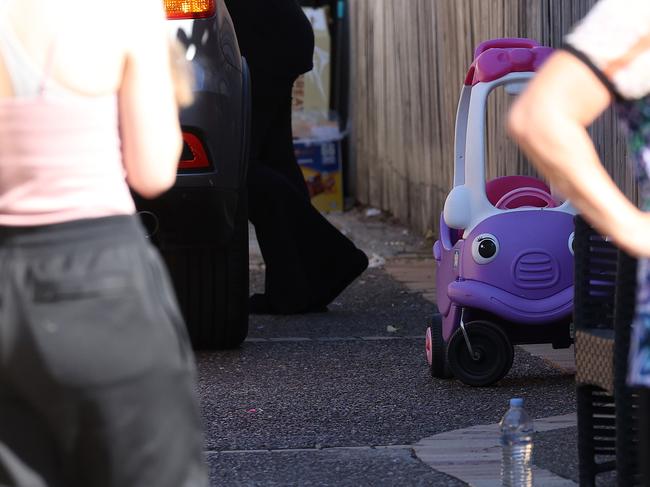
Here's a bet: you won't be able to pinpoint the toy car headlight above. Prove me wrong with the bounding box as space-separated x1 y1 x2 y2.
472 234 499 264
568 232 575 255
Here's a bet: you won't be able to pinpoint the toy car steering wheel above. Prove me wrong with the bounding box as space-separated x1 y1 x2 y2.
494 186 556 209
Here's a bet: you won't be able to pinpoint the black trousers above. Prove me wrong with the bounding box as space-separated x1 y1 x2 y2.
642 389 650 486
0 216 207 487
248 77 367 314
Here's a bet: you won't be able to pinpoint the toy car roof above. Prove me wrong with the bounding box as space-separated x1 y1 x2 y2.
464 38 553 86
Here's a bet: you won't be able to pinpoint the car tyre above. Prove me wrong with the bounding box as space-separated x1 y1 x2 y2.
446 320 513 386
426 324 452 379
162 193 249 350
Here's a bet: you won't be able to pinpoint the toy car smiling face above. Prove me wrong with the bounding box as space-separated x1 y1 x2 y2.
461 210 574 302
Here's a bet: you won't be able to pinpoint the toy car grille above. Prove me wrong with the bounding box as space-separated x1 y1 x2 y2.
513 251 559 289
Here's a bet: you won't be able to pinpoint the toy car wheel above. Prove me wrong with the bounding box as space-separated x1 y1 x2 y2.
446 320 513 386
426 324 452 379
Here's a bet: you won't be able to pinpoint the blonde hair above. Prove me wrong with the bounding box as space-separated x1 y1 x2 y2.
169 39 195 108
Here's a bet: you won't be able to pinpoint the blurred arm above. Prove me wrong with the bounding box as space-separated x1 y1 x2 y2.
508 49 650 258
118 0 182 199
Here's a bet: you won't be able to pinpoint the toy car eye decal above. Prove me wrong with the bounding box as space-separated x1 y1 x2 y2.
568 232 575 256
471 234 499 264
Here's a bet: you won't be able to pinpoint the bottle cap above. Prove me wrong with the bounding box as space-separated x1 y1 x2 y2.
510 398 524 407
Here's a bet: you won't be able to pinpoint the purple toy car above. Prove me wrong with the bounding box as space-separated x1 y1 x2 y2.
425 38 576 387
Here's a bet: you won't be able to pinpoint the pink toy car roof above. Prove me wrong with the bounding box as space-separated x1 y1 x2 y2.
464 38 553 86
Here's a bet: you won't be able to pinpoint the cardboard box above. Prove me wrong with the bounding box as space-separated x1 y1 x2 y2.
294 139 343 213
292 7 331 128
292 6 343 213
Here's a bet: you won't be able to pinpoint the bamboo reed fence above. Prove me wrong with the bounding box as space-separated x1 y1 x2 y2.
348 0 635 235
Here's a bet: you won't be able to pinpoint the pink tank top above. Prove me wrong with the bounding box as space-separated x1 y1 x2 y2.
0 15 135 226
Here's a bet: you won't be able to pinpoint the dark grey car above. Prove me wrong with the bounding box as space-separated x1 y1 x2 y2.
134 0 251 350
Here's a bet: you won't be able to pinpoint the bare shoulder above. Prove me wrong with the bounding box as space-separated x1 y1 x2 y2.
5 0 160 94
24 0 168 43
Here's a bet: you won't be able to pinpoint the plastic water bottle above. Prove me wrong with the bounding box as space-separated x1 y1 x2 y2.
500 398 534 487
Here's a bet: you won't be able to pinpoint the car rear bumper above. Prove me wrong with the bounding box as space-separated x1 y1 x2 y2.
134 1 250 248
135 45 251 249
134 186 240 247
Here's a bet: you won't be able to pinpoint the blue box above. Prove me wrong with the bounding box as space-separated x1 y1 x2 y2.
294 139 343 212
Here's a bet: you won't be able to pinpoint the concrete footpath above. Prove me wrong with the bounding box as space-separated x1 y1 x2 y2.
415 414 577 487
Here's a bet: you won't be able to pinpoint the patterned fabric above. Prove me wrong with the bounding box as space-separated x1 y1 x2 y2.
575 330 615 395
565 0 650 100
565 0 650 387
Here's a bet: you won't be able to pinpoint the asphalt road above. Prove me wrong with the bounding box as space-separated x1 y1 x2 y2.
196 267 577 486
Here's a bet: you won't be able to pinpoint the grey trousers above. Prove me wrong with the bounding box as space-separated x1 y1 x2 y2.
0 216 208 487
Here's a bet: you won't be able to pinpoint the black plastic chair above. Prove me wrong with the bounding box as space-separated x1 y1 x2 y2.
574 216 618 486
573 216 641 486
641 389 650 487
613 252 641 486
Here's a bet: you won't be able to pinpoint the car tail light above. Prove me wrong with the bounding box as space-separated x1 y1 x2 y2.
164 0 216 20
178 132 210 170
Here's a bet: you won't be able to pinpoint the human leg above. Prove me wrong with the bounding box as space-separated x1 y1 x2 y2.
247 72 368 314
0 389 62 487
66 243 206 487
248 165 367 314
256 77 310 199
0 217 208 487
248 165 315 313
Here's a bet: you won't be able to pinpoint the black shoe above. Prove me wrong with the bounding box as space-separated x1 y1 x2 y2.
317 248 369 308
